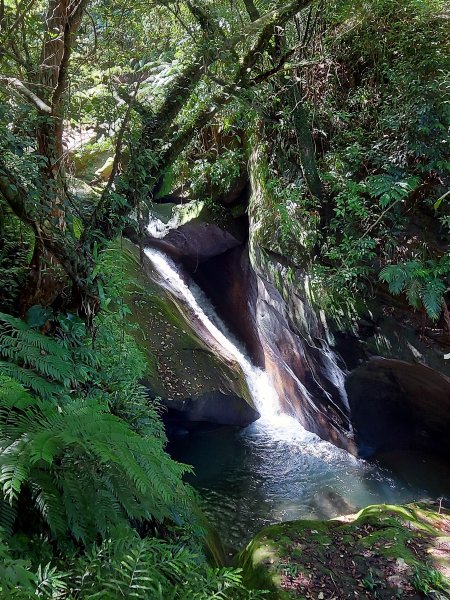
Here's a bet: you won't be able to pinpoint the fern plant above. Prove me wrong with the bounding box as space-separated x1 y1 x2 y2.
0 528 267 600
0 376 192 545
70 532 266 600
0 312 80 401
366 174 420 208
379 256 450 321
0 530 37 599
0 204 34 314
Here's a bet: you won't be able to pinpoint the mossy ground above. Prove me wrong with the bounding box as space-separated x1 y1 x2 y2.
239 502 450 599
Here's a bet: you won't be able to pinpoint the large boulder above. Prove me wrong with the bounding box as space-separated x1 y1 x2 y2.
164 392 259 427
163 220 243 265
126 201 247 266
346 357 450 458
117 239 257 427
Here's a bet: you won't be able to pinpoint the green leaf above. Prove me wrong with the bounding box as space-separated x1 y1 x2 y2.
26 305 53 329
422 278 445 321
434 189 449 211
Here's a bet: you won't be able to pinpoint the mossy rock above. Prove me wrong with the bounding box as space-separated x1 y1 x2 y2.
238 501 450 599
111 239 254 419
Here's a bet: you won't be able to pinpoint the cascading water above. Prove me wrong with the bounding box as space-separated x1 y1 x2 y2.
145 247 317 439
144 243 441 546
146 212 181 239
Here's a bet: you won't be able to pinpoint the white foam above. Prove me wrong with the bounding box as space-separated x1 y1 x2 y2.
146 213 181 239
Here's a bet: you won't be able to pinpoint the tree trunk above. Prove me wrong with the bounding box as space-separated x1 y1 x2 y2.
291 95 325 202
37 0 71 231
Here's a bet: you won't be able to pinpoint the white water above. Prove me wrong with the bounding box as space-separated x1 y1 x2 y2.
144 247 354 451
145 249 282 419
146 213 181 239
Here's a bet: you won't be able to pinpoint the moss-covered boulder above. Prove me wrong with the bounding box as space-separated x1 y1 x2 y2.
114 239 258 426
239 502 450 599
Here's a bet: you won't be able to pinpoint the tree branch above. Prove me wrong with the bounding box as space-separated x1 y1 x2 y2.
87 0 316 241
0 159 95 301
242 0 260 21
0 75 51 112
251 44 305 84
86 82 141 237
51 0 89 112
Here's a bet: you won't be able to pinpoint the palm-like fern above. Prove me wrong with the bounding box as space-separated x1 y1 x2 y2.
380 257 449 321
0 312 77 400
0 376 192 545
0 528 265 600
71 533 263 600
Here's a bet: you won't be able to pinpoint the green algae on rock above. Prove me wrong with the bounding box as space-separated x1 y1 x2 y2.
239 501 450 599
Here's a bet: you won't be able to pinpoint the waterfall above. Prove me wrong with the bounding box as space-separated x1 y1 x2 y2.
145 248 319 440
144 249 278 418
146 213 181 239
144 245 425 542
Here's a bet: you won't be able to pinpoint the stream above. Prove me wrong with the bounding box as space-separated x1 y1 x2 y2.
145 247 450 548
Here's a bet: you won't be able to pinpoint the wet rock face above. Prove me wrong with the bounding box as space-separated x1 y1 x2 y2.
135 197 450 457
163 221 243 266
119 239 257 428
163 392 260 427
193 246 356 453
249 249 355 452
346 357 450 459
124 222 241 264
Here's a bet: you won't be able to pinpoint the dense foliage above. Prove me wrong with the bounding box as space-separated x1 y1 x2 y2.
0 0 448 596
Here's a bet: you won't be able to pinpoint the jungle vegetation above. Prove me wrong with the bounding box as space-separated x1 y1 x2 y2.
0 0 448 596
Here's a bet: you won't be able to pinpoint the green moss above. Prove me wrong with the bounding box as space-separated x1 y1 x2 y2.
239 502 450 599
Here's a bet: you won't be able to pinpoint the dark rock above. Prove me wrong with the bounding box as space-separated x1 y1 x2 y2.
308 486 357 519
163 220 243 265
163 392 260 426
334 311 450 377
126 201 247 265
346 357 450 458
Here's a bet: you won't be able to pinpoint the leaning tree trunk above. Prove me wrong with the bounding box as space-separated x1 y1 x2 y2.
37 0 72 227
291 93 325 203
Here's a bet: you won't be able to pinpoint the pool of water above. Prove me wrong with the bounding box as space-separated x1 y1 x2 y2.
169 419 450 548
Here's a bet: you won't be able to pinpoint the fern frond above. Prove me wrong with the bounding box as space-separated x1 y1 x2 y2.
0 361 63 400
406 278 422 309
0 498 17 534
0 313 80 400
422 278 445 321
0 381 193 544
379 264 408 294
0 313 63 356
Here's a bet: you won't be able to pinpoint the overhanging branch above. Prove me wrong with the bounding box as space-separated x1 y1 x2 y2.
0 75 51 113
